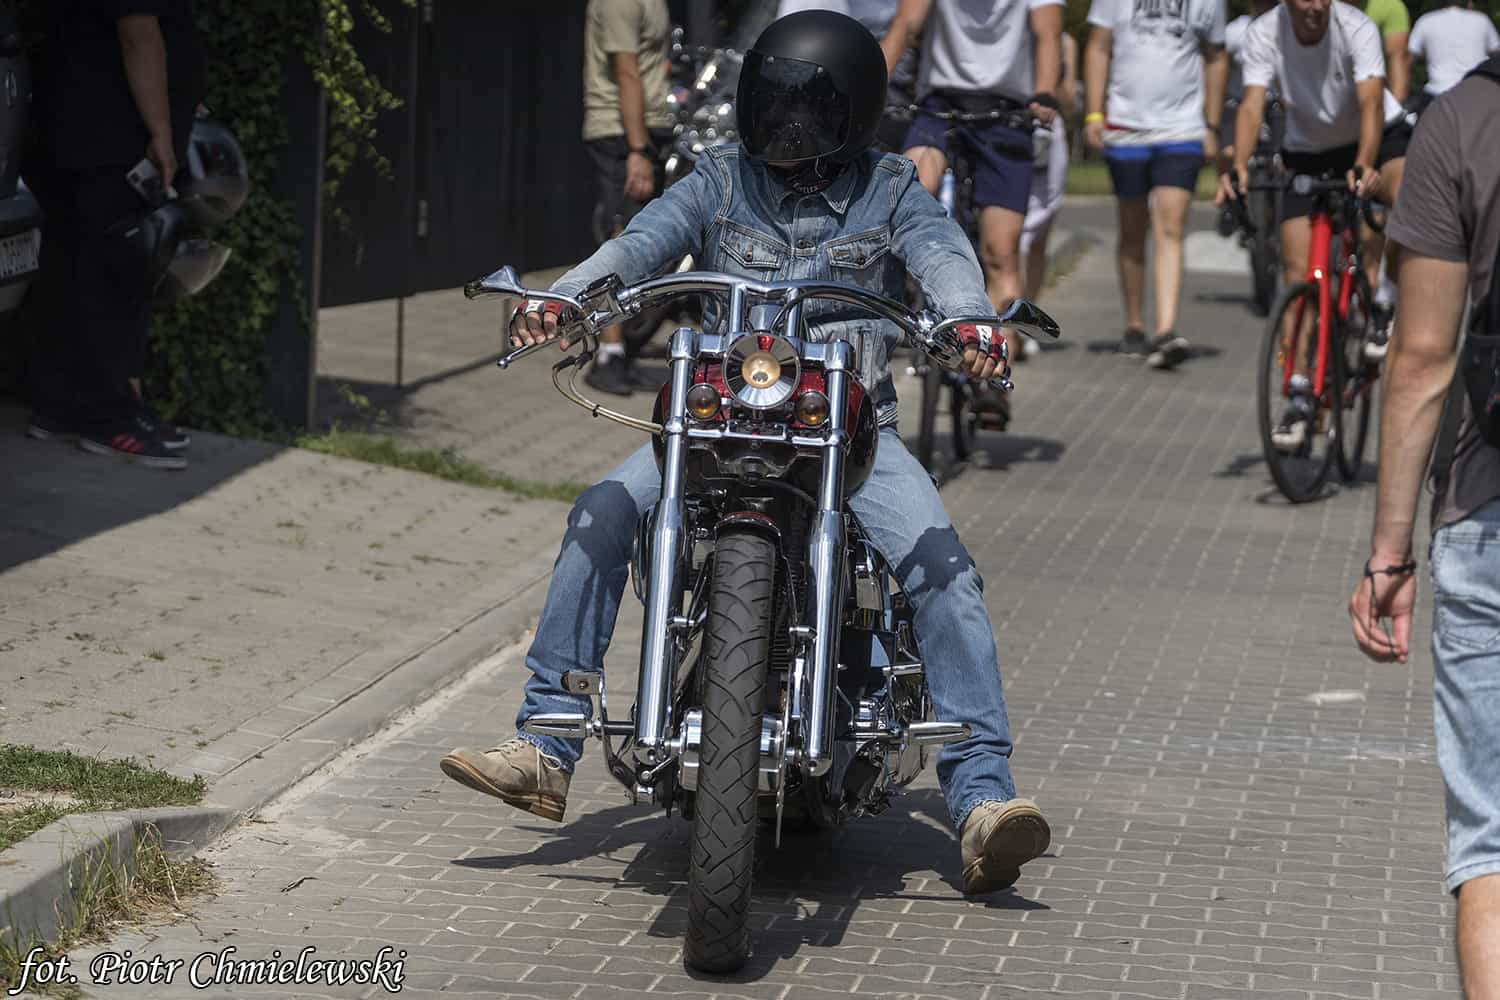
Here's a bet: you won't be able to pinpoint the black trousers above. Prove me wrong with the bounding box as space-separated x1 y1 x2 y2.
24 163 150 430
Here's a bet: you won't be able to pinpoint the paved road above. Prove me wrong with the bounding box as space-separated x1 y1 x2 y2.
69 211 1457 998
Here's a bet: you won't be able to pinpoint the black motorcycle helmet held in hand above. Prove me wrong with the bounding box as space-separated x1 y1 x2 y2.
736 10 887 167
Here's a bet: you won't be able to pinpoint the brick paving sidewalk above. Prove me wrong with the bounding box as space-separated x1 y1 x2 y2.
67 221 1458 998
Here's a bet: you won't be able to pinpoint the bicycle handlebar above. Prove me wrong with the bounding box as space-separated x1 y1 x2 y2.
888 102 1037 130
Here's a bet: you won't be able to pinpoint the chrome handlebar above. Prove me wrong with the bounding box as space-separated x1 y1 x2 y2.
464 267 1062 374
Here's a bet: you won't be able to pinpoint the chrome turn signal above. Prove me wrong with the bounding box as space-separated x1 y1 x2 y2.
794 390 830 427
686 382 722 420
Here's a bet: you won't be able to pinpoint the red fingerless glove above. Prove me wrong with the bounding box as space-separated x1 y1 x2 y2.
954 322 1008 367
521 298 567 323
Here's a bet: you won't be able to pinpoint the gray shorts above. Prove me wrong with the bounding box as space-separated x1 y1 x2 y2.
1430 498 1500 892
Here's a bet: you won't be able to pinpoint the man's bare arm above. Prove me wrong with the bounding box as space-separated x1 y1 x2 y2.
1354 77 1385 181
1370 252 1469 561
1029 6 1063 101
880 0 934 79
612 51 649 154
117 14 175 177
1383 31 1410 104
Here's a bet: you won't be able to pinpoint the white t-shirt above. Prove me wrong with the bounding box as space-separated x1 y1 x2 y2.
1225 13 1252 100
919 0 1063 103
1088 0 1227 134
1408 7 1500 97
1241 2 1404 152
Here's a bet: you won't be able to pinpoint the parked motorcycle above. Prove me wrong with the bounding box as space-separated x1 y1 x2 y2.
0 10 42 320
465 266 1059 972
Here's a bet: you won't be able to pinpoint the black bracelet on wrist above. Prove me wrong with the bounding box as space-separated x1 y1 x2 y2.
1029 92 1060 111
1363 558 1417 579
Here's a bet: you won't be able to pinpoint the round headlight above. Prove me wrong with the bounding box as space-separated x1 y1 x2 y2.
725 334 799 410
794 391 830 427
686 382 721 420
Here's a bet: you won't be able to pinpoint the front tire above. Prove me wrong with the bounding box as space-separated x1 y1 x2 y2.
1258 281 1340 503
683 528 775 974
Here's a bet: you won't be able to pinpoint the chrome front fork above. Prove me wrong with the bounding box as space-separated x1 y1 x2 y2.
632 327 698 767
801 340 853 775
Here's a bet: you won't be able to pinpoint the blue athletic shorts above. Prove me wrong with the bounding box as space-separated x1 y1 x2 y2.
901 93 1034 214
1102 141 1204 200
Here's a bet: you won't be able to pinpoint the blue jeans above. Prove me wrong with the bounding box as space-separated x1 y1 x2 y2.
516 429 1017 830
1431 499 1500 893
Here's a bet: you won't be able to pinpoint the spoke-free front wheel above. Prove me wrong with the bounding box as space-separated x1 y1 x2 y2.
683 529 775 974
1258 282 1341 503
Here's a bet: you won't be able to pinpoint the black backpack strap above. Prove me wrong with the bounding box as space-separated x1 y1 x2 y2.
1469 56 1500 85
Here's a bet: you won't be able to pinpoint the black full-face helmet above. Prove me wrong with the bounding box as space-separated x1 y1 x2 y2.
736 10 888 166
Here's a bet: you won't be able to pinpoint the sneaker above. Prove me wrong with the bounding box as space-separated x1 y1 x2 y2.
1021 335 1042 360
959 798 1051 894
1145 332 1190 370
78 422 188 470
1363 305 1393 364
26 412 77 443
440 737 570 822
1271 382 1315 454
584 353 633 397
137 405 190 451
1117 328 1149 359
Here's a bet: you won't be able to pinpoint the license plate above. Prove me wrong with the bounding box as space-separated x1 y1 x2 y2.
0 228 40 281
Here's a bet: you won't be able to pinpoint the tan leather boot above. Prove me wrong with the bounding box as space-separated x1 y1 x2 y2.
959 798 1050 894
440 737 571 822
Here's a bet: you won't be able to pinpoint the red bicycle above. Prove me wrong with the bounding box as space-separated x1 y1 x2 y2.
1253 172 1385 503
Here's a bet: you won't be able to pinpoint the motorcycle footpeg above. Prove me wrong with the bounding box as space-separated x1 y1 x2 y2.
523 713 593 739
905 721 972 746
561 670 603 696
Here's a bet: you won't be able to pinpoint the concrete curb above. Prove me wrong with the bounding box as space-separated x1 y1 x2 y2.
0 806 236 951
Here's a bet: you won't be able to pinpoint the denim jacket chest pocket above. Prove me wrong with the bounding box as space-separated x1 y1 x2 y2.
824 226 896 296
716 221 788 274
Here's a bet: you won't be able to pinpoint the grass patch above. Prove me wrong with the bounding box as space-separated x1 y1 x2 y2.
0 826 216 997
295 428 589 503
1066 160 1220 200
0 745 206 853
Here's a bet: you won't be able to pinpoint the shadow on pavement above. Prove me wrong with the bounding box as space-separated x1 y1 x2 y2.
454 788 1048 979
968 435 1065 472
0 397 282 573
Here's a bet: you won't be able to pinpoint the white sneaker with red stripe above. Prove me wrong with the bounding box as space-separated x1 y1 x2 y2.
78 423 188 470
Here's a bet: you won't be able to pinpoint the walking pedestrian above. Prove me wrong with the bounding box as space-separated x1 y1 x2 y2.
1084 0 1229 369
1347 55 1500 1000
23 0 202 468
580 0 675 396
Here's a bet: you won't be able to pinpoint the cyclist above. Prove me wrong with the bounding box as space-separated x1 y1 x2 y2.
880 0 1064 419
1083 0 1229 370
440 11 1053 897
1217 0 1278 178
1407 1 1500 112
1219 0 1409 452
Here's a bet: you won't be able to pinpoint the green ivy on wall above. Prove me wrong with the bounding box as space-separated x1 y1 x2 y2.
145 0 405 434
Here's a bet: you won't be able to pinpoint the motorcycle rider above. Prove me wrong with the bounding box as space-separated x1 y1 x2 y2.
442 10 1052 896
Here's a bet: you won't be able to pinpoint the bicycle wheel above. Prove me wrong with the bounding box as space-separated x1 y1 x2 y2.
915 359 941 473
1248 191 1279 316
1258 282 1341 503
1336 268 1375 482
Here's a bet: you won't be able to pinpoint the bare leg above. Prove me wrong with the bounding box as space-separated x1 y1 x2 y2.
1148 186 1192 335
1458 874 1500 999
978 206 1026 357
1116 198 1149 333
903 145 948 197
1279 216 1312 377
1022 219 1053 303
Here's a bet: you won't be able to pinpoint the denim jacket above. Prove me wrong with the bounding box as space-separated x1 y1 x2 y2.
552 145 995 427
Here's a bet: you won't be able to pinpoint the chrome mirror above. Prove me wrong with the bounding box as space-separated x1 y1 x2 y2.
999 298 1061 341
464 264 525 301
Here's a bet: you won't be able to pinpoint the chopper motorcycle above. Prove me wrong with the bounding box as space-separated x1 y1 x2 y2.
466 265 1059 972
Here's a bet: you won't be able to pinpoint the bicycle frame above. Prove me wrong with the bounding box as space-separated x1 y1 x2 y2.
1283 197 1362 403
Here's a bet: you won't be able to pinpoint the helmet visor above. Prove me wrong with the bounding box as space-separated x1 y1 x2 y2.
739 51 850 162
